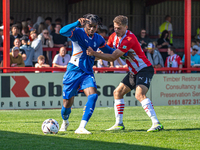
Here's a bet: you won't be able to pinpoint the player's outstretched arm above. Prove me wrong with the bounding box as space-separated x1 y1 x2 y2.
60 20 81 37
99 44 115 54
87 46 124 62
60 18 90 37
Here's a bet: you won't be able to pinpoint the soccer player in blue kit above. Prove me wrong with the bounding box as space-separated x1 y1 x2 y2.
58 14 115 134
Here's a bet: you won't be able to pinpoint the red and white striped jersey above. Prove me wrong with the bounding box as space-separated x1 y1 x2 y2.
107 30 152 74
165 54 182 73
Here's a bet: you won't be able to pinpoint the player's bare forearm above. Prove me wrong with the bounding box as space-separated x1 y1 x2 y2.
53 63 67 68
95 52 115 61
179 64 182 73
87 46 123 61
42 64 50 67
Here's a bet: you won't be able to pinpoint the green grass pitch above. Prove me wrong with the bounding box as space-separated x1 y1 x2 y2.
0 105 200 150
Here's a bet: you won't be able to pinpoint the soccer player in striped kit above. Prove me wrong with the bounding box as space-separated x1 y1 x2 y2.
87 15 163 132
59 14 115 134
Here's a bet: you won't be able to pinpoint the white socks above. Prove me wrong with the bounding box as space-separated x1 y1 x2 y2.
63 120 68 124
114 99 125 124
79 120 88 128
141 98 159 125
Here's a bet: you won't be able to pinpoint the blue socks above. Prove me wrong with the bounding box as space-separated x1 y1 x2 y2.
61 106 71 120
61 93 98 123
82 93 98 121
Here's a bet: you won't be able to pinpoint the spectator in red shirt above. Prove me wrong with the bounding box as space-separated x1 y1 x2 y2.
165 46 182 73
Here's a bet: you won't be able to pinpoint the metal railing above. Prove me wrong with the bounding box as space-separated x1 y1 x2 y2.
1 47 196 74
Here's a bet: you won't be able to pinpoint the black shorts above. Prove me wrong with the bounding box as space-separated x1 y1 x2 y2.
121 66 154 90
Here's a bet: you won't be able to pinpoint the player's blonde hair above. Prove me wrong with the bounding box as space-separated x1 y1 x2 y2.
113 15 128 26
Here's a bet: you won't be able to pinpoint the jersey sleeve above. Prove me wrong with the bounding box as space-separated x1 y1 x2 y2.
107 33 115 48
60 20 81 39
52 54 59 64
35 63 39 68
118 36 134 53
98 35 115 54
98 35 106 49
99 44 115 54
165 57 168 67
168 23 172 31
177 56 182 66
68 28 80 41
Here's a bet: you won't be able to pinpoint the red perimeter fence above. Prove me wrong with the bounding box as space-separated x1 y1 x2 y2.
0 47 199 73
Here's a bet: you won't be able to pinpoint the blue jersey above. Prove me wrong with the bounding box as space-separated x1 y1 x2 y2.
69 28 106 74
60 20 114 74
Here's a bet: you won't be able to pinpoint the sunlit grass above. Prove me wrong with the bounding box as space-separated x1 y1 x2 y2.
0 105 200 150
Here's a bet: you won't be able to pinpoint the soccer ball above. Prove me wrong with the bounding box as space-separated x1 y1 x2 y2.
41 119 59 134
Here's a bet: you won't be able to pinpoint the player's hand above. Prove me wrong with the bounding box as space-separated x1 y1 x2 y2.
78 18 90 26
86 46 94 56
123 64 128 68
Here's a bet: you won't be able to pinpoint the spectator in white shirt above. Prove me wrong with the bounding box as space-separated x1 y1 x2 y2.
52 47 70 72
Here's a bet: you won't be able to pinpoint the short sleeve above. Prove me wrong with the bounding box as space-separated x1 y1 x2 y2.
69 28 77 41
177 56 182 65
165 57 168 67
168 23 172 31
69 28 83 42
118 37 134 53
107 33 115 48
35 63 39 68
52 54 59 64
98 35 106 49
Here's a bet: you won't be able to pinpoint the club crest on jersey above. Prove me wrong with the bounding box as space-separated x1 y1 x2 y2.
122 45 127 49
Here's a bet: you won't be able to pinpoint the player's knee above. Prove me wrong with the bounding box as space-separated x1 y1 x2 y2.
135 93 145 102
113 89 121 98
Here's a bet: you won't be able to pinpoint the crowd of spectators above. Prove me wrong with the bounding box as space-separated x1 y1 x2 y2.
136 15 200 73
0 16 71 72
0 15 200 74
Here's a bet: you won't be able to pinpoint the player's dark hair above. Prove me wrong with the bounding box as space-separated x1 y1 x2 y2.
169 46 176 53
83 14 102 25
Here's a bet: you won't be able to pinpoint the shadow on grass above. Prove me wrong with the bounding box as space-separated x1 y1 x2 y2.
0 130 175 150
100 129 147 133
164 128 200 131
